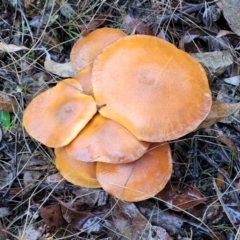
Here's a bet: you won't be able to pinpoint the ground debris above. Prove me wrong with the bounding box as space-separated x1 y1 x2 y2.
198 101 240 129
111 198 172 240
158 184 206 211
1 0 240 239
191 51 233 76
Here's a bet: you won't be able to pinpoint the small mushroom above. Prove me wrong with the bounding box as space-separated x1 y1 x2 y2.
66 114 149 164
55 147 100 188
92 35 212 142
23 78 97 148
74 64 93 95
96 143 172 202
70 27 127 70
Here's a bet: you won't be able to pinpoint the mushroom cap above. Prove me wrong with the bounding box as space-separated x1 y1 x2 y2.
23 79 97 148
92 35 212 142
96 143 172 202
74 64 93 95
66 114 149 164
55 147 100 188
70 27 127 70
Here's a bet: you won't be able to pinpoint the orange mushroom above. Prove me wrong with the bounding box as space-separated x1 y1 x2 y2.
74 64 93 95
55 147 100 188
96 143 172 202
70 27 127 70
92 35 212 142
23 78 97 148
66 114 149 164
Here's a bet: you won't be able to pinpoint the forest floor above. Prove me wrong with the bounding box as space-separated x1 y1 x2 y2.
0 0 240 239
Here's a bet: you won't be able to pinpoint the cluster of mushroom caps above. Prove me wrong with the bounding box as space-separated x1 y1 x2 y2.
23 28 212 202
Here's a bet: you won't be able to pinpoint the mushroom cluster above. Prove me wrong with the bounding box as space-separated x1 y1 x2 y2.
23 28 212 202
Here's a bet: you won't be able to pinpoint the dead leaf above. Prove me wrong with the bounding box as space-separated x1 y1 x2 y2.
0 42 29 52
81 7 112 36
202 200 221 223
44 53 78 77
56 198 110 231
202 5 221 27
191 51 233 76
205 128 239 156
111 199 172 240
45 173 67 184
216 30 236 38
0 93 18 113
40 204 67 232
158 184 205 211
123 15 154 35
223 76 240 86
152 226 173 240
198 101 240 129
178 27 229 53
218 135 238 156
216 168 230 190
72 188 108 207
221 0 240 36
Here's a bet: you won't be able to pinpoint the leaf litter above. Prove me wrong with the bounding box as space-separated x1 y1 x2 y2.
1 0 240 239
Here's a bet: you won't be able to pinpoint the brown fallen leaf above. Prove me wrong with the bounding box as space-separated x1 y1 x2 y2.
0 42 29 52
216 29 236 38
198 101 240 129
123 15 154 35
216 168 229 190
111 198 172 240
158 184 205 211
81 7 112 36
0 93 18 113
44 52 78 77
218 135 239 156
53 196 110 232
40 204 67 232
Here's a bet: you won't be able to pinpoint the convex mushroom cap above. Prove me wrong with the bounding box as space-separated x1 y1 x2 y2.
92 35 212 142
66 114 149 164
70 27 127 70
55 147 100 188
96 143 172 202
74 64 93 95
23 78 97 148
